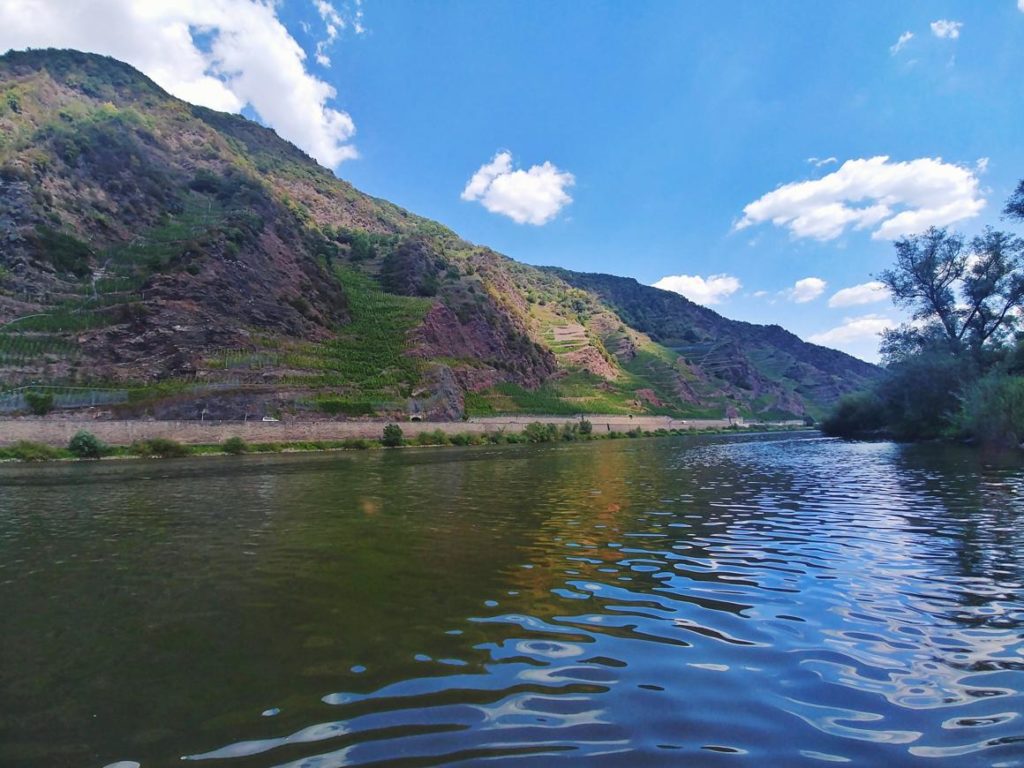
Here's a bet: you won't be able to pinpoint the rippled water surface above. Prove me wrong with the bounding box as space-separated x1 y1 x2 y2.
2 433 1024 767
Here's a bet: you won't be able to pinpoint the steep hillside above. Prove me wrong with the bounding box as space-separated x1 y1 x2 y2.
0 49 879 420
547 269 881 417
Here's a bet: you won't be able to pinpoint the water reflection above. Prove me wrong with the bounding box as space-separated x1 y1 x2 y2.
1 434 1022 767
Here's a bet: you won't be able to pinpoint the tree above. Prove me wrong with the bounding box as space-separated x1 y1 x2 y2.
878 226 1024 363
1005 178 1024 221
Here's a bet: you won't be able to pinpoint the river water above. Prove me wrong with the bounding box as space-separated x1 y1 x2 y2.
1 433 1022 767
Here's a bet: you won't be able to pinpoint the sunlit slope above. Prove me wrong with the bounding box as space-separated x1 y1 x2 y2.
0 49 878 419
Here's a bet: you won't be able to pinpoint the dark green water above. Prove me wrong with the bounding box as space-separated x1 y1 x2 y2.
1 433 1023 767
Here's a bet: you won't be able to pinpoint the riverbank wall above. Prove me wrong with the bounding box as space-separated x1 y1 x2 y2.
0 415 805 447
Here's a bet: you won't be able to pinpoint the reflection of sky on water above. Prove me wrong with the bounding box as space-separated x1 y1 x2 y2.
3 435 1023 767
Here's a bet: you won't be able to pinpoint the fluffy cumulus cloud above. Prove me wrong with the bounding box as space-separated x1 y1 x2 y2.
890 31 914 55
736 156 985 241
786 277 827 303
461 151 575 225
652 273 741 306
829 281 889 308
1020 0 1024 12
810 314 895 349
930 19 963 39
0 0 357 167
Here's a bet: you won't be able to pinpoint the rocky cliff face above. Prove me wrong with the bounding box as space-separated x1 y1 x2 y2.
0 49 879 420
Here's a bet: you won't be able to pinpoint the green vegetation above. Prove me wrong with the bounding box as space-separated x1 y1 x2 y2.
25 390 54 415
222 436 247 455
68 430 106 458
823 182 1024 447
132 437 190 458
0 441 66 461
280 267 432 400
415 429 449 446
959 372 1024 447
0 422 807 463
382 423 404 447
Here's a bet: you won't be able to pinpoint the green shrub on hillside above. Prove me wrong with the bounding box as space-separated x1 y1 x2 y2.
25 390 54 415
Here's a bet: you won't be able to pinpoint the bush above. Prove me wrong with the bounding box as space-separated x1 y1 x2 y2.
959 373 1024 447
25 390 54 416
415 429 448 446
4 440 61 461
523 422 559 443
877 354 972 440
449 432 483 446
222 436 247 455
382 423 404 447
578 419 593 436
342 437 371 450
68 430 106 459
132 438 190 458
821 391 888 437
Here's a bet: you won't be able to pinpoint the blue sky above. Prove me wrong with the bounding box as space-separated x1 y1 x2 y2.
3 1 1023 361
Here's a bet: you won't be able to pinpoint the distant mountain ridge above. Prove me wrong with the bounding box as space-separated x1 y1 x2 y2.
0 49 880 420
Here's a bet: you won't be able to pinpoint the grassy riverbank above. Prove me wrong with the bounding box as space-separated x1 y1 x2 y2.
0 423 813 463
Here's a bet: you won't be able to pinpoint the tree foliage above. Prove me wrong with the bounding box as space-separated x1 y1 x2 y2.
878 227 1024 363
825 178 1024 445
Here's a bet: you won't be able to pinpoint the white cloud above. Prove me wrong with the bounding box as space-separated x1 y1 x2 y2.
810 314 895 352
461 151 575 225
652 273 742 306
736 156 985 241
976 157 989 174
930 19 963 39
786 277 827 303
890 31 914 55
807 156 837 168
828 280 889 308
0 0 357 167
1019 0 1024 12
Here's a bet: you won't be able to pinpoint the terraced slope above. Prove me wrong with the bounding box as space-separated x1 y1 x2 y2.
0 49 879 420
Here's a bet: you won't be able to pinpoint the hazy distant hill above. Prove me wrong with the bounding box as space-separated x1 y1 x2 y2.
0 49 880 420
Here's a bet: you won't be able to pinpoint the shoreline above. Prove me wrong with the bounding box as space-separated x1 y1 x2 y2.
0 414 805 448
0 423 818 464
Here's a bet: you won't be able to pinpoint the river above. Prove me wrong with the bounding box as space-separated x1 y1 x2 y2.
1 433 1022 767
